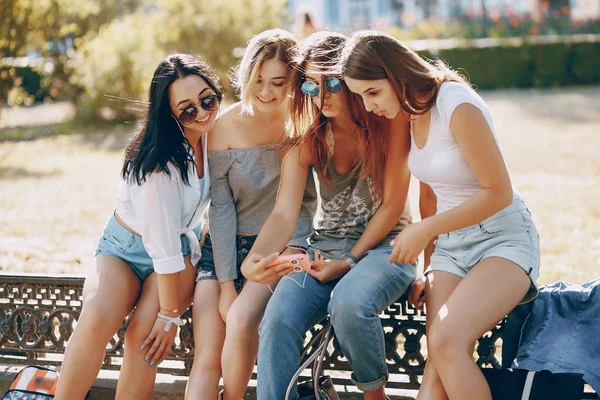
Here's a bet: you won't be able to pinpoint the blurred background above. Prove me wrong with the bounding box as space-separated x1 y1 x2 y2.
1 0 598 284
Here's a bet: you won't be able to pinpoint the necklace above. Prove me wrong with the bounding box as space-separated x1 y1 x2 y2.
326 123 362 156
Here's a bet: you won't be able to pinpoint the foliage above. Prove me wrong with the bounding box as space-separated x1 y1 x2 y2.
389 9 600 41
410 35 600 89
0 0 141 108
71 0 290 122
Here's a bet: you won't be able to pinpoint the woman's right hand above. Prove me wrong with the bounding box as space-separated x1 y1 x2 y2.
408 276 427 310
218 282 238 322
241 252 294 284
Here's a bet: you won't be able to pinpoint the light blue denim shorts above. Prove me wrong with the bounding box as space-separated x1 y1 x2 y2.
426 199 540 303
95 213 198 281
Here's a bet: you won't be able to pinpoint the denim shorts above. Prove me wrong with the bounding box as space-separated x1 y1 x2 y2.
427 198 540 303
95 214 197 281
195 233 256 293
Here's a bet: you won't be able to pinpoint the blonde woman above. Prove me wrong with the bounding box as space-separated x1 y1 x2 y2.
186 29 317 399
241 31 415 400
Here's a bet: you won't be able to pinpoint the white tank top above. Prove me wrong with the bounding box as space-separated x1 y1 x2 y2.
408 81 519 214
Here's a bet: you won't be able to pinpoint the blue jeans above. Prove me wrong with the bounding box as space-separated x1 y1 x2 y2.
195 232 254 293
257 246 416 399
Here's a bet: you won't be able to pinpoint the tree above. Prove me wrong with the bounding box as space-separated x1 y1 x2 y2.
72 0 290 121
0 0 140 114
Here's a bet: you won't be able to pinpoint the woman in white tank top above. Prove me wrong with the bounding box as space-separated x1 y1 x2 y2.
340 31 540 400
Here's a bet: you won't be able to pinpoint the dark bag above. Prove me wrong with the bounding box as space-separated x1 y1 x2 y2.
297 376 338 400
482 368 584 400
286 326 339 400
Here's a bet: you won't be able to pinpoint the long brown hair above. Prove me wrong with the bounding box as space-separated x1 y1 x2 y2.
340 30 468 116
285 31 389 199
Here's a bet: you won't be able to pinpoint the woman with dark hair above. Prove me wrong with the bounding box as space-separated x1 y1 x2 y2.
55 53 221 399
240 31 415 400
185 29 317 399
341 30 540 400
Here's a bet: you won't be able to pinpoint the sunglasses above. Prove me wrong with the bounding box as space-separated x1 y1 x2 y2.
301 77 342 98
176 93 221 125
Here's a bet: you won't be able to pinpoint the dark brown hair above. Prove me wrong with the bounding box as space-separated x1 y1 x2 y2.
122 54 222 186
341 30 468 116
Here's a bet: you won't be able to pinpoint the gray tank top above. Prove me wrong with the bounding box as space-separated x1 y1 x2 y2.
309 160 412 259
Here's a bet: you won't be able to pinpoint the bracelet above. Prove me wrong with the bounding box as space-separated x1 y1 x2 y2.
157 312 185 332
341 252 359 268
343 252 359 264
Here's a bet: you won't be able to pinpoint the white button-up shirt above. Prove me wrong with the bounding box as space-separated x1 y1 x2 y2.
115 133 210 274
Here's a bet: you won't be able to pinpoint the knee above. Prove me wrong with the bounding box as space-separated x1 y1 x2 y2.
77 306 124 341
427 322 469 364
330 291 374 330
225 302 261 338
192 346 222 372
258 302 302 343
124 311 155 346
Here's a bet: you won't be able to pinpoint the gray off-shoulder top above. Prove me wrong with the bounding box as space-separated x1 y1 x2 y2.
208 144 317 282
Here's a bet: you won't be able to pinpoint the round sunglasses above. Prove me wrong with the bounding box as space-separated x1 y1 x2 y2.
301 77 342 98
176 93 221 125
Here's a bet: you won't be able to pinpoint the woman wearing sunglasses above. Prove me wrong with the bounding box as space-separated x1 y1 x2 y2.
55 54 221 399
340 31 540 400
185 29 317 400
241 31 416 400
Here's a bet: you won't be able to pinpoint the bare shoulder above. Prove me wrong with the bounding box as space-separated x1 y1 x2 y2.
207 102 244 150
297 140 314 168
281 139 313 169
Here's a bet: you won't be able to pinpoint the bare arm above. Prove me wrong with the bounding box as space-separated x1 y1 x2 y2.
419 182 437 268
422 104 513 237
348 116 412 259
391 103 514 265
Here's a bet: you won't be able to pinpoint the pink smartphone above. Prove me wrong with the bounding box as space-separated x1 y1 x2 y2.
265 253 311 273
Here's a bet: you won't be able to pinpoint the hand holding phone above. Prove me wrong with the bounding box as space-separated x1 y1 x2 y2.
265 253 311 273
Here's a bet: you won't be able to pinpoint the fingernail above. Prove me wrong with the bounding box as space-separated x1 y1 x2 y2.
139 345 144 351
158 361 163 366
149 361 155 367
390 240 395 246
144 356 149 361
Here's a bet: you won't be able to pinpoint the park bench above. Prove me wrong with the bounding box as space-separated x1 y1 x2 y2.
0 273 597 399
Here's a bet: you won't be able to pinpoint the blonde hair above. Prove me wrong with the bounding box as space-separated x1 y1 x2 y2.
341 30 468 116
231 29 299 115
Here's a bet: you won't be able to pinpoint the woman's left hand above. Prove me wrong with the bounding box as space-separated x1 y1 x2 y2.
388 221 435 265
308 250 350 283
